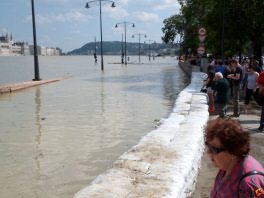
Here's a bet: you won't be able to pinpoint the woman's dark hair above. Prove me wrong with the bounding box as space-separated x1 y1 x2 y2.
230 59 238 64
205 119 250 157
248 64 256 71
207 65 213 71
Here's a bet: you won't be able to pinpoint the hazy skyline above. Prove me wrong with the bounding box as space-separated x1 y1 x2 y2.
0 0 180 52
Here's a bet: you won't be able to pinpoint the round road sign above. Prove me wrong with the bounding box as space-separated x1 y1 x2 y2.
198 27 207 36
197 46 205 54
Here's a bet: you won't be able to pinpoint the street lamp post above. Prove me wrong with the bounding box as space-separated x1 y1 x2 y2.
85 0 116 71
121 33 124 63
93 36 97 63
115 21 135 65
144 40 155 61
31 0 41 81
132 33 147 64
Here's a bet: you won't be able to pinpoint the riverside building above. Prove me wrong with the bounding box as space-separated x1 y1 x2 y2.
0 32 61 56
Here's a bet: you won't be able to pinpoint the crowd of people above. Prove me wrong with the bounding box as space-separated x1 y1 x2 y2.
201 57 264 197
202 57 264 132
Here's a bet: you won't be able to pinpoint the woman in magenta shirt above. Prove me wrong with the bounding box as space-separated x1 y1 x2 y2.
205 119 264 197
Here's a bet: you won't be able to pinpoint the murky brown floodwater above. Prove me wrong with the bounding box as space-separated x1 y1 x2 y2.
0 56 189 198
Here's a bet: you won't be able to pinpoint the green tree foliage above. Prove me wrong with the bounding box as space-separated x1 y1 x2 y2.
162 0 264 65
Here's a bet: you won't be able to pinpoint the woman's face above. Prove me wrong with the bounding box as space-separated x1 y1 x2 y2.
206 137 234 171
247 67 254 73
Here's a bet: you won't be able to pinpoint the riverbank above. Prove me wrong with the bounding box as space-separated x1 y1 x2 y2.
73 72 209 198
190 99 264 197
0 76 70 94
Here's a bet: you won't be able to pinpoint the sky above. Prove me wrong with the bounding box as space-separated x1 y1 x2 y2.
0 0 180 53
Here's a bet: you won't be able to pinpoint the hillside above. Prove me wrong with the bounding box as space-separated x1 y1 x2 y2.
67 41 179 56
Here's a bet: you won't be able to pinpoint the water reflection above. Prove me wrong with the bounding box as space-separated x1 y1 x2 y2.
34 87 42 197
100 74 106 134
162 68 189 108
100 75 105 115
0 56 189 198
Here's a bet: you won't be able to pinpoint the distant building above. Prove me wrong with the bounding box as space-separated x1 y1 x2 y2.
0 32 61 56
12 42 30 55
0 33 12 55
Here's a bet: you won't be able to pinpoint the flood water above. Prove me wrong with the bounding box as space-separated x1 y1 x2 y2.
0 55 189 198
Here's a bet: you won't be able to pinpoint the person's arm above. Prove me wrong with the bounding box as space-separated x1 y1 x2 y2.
211 78 217 90
253 72 259 92
228 73 240 80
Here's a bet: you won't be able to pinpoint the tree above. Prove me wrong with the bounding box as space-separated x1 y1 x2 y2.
162 0 264 66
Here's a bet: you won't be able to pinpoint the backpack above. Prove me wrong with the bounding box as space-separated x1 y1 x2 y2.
238 170 264 197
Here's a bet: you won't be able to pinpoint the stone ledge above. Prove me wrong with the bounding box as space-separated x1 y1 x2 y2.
0 77 70 94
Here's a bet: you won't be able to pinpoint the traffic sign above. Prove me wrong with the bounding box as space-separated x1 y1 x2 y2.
198 35 206 42
197 46 205 54
198 27 207 36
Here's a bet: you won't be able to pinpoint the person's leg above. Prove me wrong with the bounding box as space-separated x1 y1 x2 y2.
208 92 215 114
215 103 220 117
244 88 252 113
233 85 240 116
217 103 226 118
223 104 227 117
259 106 264 130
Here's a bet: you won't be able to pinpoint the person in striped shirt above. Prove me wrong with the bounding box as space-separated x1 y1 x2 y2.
205 119 264 197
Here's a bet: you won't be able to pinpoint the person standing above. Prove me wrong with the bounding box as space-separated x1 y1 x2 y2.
212 72 230 118
256 71 264 131
205 65 216 114
227 59 243 117
94 53 97 63
243 65 259 113
214 60 227 77
205 119 264 197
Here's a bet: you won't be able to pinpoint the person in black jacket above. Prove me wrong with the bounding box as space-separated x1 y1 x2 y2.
212 72 230 118
227 59 243 117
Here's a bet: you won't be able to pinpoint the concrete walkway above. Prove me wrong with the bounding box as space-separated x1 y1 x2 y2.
0 77 69 94
190 103 264 198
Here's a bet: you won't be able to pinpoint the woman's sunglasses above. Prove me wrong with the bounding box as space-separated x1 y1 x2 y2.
205 143 226 154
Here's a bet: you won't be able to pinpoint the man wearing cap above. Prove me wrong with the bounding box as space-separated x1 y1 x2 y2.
257 71 264 131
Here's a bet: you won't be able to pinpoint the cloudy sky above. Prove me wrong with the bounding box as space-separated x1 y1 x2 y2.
0 0 180 52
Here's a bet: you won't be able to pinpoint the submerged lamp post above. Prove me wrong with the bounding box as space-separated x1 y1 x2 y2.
31 0 41 81
115 21 135 65
85 0 116 71
132 33 147 64
144 40 155 61
93 36 97 63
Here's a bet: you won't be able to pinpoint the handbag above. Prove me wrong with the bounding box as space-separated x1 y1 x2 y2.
237 170 264 197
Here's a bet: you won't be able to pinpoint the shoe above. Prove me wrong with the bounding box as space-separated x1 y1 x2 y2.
229 114 240 118
253 126 263 132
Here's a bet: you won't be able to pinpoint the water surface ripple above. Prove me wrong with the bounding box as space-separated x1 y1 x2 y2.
0 56 189 198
